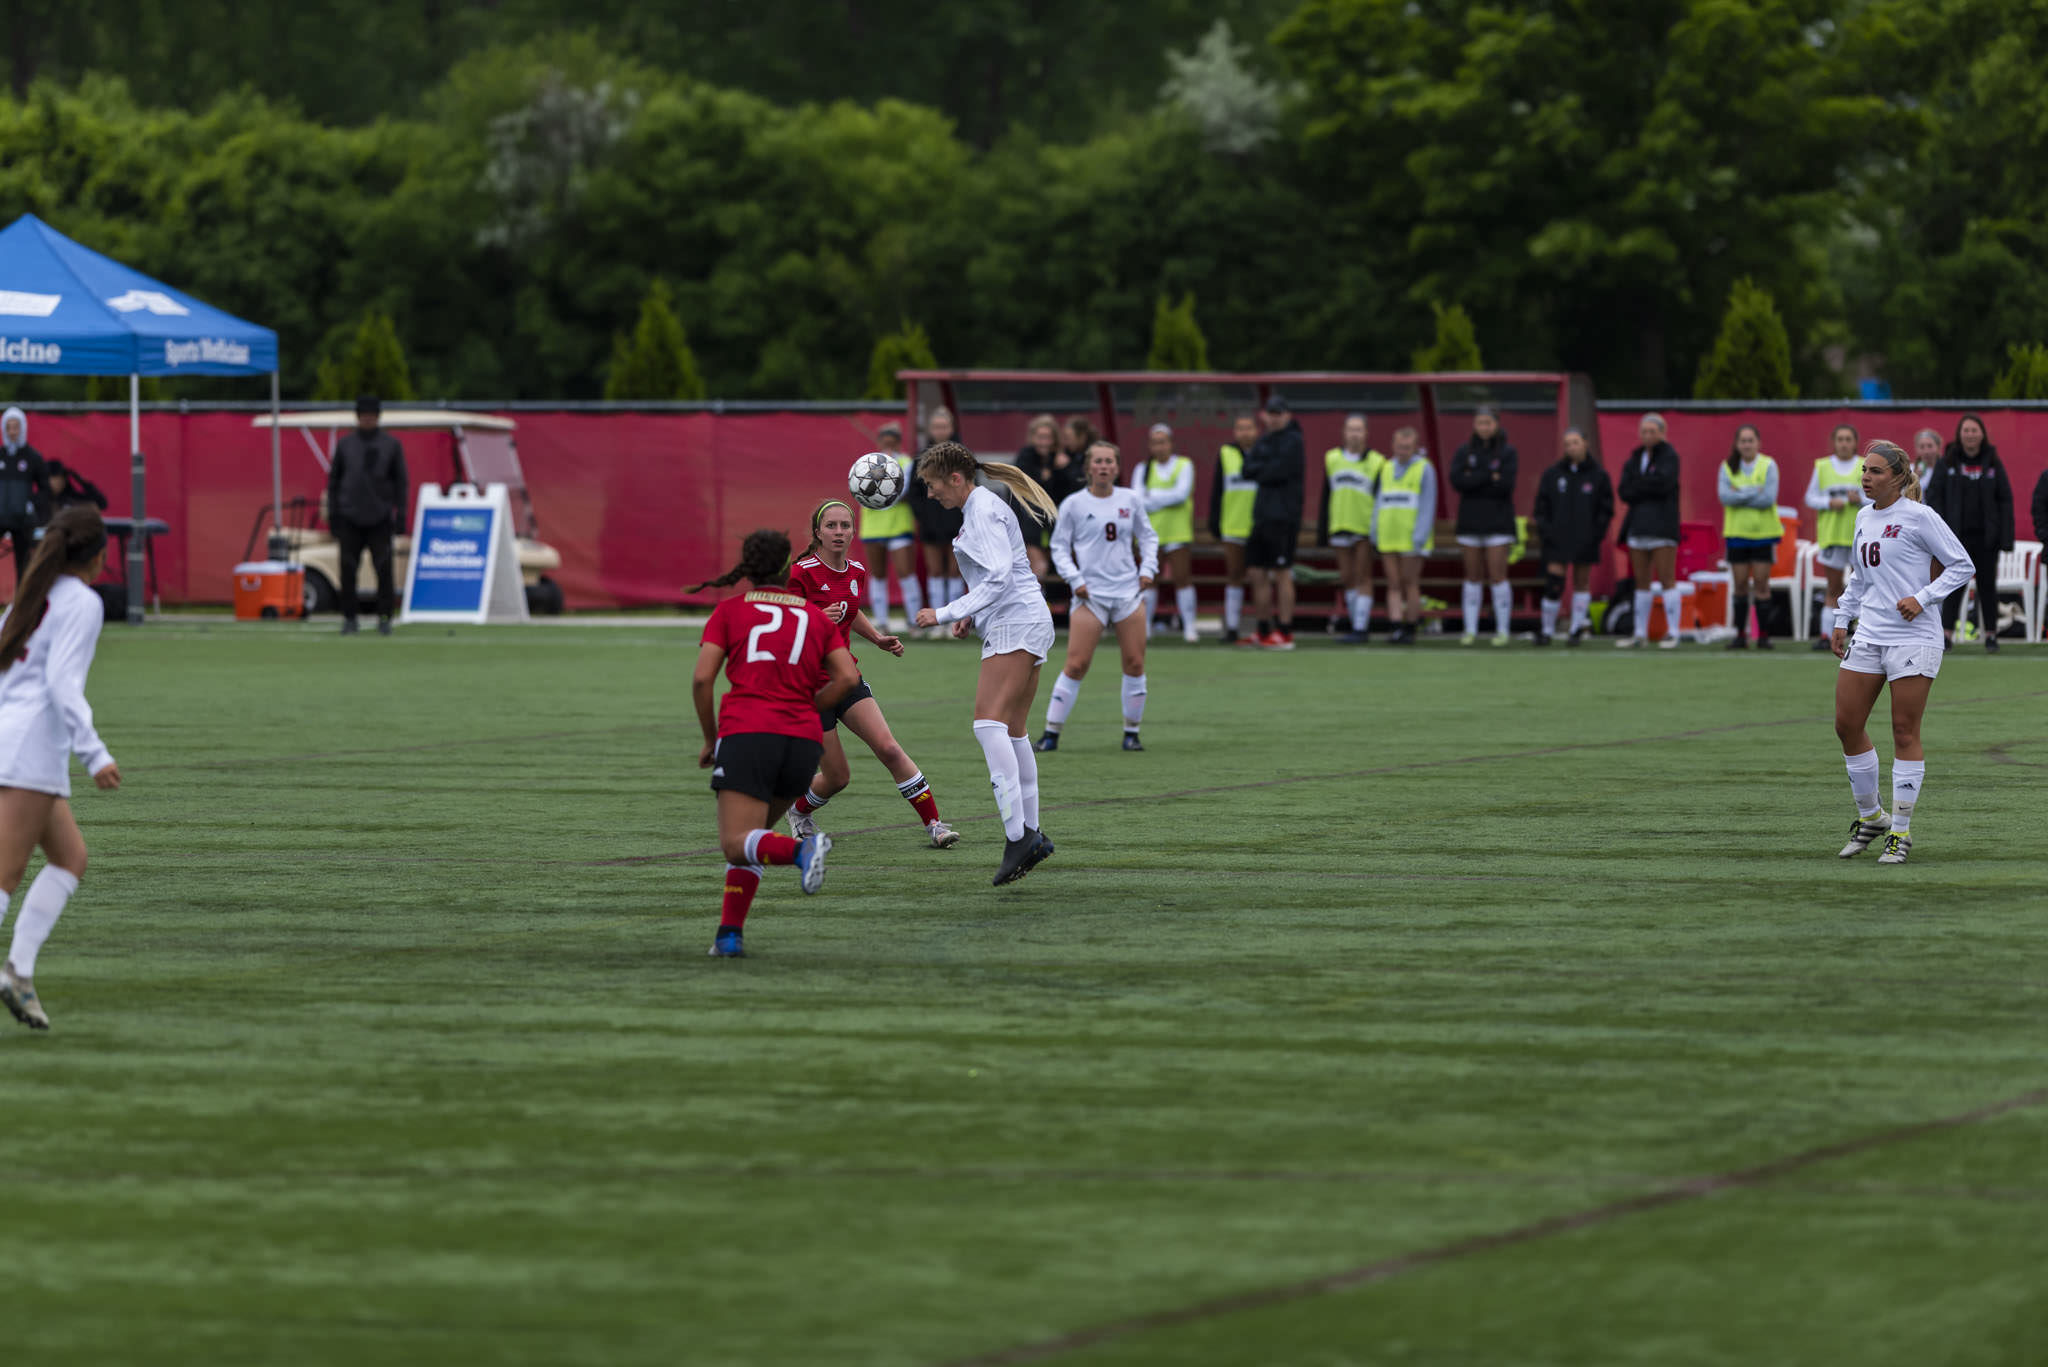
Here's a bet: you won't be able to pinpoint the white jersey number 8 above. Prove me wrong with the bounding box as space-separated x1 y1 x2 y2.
745 603 810 664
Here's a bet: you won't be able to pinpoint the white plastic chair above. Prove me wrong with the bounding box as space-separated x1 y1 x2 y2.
1958 540 2043 644
1785 540 1819 639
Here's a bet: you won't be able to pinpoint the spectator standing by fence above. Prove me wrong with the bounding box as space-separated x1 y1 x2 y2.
1012 415 1063 580
1720 424 1782 650
1241 396 1305 650
859 421 921 632
326 395 409 636
1449 407 1519 646
1531 427 1611 646
913 408 965 631
1616 413 1683 650
1927 413 2015 652
1911 429 1943 491
1804 424 1864 653
1208 414 1260 642
0 409 52 591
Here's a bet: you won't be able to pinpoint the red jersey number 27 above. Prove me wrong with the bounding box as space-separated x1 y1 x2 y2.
746 603 811 664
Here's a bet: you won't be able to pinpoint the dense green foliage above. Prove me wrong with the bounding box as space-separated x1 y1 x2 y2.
604 281 705 401
863 321 939 400
0 2 2040 400
1147 292 1212 371
1412 302 1483 373
37 622 2047 1362
313 309 417 402
1694 278 1799 400
1988 343 2048 400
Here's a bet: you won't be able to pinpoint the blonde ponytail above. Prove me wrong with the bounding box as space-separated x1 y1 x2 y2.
1864 440 1923 503
917 441 1058 524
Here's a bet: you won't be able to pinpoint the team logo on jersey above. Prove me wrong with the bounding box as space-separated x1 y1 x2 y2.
1118 507 1130 518
1882 525 1903 539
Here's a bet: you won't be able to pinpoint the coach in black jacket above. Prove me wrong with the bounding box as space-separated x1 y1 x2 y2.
327 394 409 635
1927 412 2015 650
2032 467 2048 548
1241 396 1306 644
1449 408 1520 641
0 406 52 589
1615 413 1684 647
1531 429 1613 644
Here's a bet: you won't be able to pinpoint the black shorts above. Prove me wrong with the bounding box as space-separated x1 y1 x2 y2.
820 677 875 731
1245 519 1300 570
710 733 825 802
1725 537 1780 564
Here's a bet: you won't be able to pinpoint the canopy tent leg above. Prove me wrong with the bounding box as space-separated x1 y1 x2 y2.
267 367 286 560
127 373 144 625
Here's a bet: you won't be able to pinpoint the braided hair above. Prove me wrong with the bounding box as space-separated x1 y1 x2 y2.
687 528 793 594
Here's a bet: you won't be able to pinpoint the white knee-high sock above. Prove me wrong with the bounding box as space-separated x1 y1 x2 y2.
1662 587 1683 638
1490 581 1512 636
1009 735 1040 830
1891 759 1924 833
1353 592 1372 631
7 866 77 978
973 719 1025 840
868 571 891 627
1224 585 1245 630
947 576 964 605
1045 673 1081 734
1121 672 1147 730
1633 587 1654 639
1176 585 1197 630
1541 597 1561 637
901 575 924 623
1571 590 1591 632
1844 749 1882 818
1141 587 1159 632
1461 581 1482 636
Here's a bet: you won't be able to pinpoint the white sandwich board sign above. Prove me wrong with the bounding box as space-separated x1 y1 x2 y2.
400 482 530 624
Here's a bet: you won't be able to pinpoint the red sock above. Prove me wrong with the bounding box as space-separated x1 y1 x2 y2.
793 788 824 816
896 772 940 825
747 829 800 865
720 864 761 929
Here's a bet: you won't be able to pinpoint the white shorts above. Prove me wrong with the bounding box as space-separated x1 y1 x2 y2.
1840 637 1942 682
865 535 915 553
1457 533 1514 548
1221 536 1246 547
1815 544 1852 572
981 616 1056 665
1078 594 1143 627
1627 535 1679 551
0 725 73 798
1160 542 1189 554
1329 533 1369 549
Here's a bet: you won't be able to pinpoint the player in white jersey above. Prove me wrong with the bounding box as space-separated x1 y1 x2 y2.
1038 441 1160 753
911 442 1061 887
1830 440 1974 866
0 508 121 1029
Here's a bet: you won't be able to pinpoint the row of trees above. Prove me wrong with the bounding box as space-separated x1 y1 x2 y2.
3 1 2046 401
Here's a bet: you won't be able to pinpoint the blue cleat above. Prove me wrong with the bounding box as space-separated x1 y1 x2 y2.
795 832 833 895
1034 731 1059 752
707 927 746 958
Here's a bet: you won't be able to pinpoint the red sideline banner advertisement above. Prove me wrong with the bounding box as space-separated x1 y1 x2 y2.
8 406 2044 608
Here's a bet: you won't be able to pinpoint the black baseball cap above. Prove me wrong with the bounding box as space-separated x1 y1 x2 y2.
355 393 382 415
1262 394 1291 414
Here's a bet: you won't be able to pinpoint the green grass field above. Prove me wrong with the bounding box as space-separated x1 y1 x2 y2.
11 621 2045 1366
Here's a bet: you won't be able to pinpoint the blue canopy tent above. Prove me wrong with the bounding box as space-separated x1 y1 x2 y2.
0 213 280 622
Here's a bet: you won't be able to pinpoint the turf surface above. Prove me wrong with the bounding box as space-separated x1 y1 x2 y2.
10 621 2045 1365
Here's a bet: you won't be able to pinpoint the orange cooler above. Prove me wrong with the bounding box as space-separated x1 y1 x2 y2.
1689 570 1732 632
233 561 305 620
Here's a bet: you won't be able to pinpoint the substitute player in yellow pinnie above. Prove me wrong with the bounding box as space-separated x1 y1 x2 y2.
1831 440 1973 866
1132 423 1198 642
1320 413 1385 643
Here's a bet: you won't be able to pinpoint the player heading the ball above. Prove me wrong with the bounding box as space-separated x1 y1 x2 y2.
691 529 859 958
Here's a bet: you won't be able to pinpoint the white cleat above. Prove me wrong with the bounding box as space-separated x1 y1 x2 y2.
1838 811 1890 858
1 960 49 1031
787 806 819 840
1657 636 1680 650
1615 636 1642 649
1876 832 1912 864
1183 622 1200 644
928 820 960 849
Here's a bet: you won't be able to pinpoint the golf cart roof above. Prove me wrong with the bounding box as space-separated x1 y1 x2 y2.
253 409 517 432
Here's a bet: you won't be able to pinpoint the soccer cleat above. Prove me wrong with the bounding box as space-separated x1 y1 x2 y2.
1460 633 1478 646
340 618 360 636
1260 631 1294 651
1877 831 1912 864
1535 632 1552 647
1658 636 1680 650
1020 829 1055 875
1340 629 1369 644
927 820 960 849
1221 628 1239 645
994 828 1040 885
1122 731 1144 751
1811 635 1832 652
1034 731 1060 752
1237 632 1262 649
1986 635 2001 654
1726 634 1749 650
794 833 832 895
707 928 746 958
1756 635 1775 650
1567 627 1586 647
1615 636 1641 649
1182 622 1200 644
787 805 819 840
1838 811 1891 858
1491 634 1510 648
377 617 393 636
0 961 48 1030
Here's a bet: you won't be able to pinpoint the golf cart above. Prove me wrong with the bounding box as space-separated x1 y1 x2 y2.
248 409 565 616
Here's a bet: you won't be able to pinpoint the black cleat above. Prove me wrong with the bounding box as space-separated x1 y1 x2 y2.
377 617 393 636
1756 634 1775 650
1122 731 1144 751
1020 829 1055 874
1535 631 1552 647
1220 628 1239 644
1726 634 1749 650
1567 626 1586 647
994 828 1041 885
340 618 360 635
1986 635 2001 653
1034 731 1060 752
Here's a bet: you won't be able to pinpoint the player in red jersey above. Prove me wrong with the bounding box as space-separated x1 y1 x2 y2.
784 501 960 849
691 529 859 958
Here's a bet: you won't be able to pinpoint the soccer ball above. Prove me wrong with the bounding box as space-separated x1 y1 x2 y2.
849 452 907 510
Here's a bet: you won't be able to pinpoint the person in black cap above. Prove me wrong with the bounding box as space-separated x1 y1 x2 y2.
326 395 409 635
1240 395 1306 649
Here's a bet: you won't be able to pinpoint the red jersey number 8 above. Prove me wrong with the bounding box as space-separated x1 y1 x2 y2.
1861 542 1880 568
746 603 811 664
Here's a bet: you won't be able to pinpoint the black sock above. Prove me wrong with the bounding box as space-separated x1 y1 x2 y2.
1733 595 1750 635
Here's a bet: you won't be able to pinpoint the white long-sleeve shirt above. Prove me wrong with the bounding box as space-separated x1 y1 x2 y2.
934 485 1052 632
1835 499 1974 647
1050 486 1158 601
0 575 114 790
1717 457 1779 509
1130 456 1193 513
